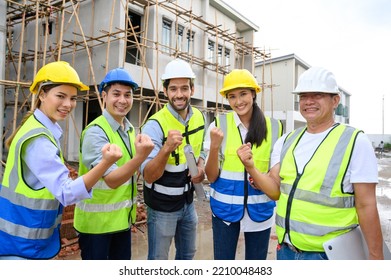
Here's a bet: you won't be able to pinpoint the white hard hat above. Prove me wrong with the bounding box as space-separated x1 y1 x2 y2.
292 67 340 94
161 59 196 81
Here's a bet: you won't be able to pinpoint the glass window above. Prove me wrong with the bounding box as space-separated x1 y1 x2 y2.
162 19 172 53
217 45 223 65
208 40 215 63
225 48 230 67
186 30 195 55
176 25 184 51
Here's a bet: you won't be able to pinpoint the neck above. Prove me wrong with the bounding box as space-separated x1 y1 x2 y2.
178 106 189 121
306 118 335 134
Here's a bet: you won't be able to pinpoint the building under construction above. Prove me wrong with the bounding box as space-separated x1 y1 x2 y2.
0 0 268 169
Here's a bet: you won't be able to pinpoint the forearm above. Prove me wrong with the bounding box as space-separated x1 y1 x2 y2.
355 183 384 259
143 146 171 183
104 155 145 188
205 147 220 183
357 204 384 259
246 166 280 200
82 158 113 191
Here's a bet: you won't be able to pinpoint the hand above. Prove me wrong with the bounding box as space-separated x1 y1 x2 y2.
164 130 183 153
134 133 155 160
210 127 224 149
101 143 123 164
237 142 254 169
191 166 205 184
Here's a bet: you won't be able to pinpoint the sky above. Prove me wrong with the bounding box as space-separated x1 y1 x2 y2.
223 0 391 135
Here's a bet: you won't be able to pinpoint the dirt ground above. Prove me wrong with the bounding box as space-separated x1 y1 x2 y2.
55 153 391 260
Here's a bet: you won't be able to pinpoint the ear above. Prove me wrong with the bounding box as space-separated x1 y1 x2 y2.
332 94 340 108
38 91 46 102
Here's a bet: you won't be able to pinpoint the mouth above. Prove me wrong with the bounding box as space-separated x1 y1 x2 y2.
58 110 69 118
303 107 318 112
173 98 187 106
115 105 128 113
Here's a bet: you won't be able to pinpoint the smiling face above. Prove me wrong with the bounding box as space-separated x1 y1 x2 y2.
102 83 133 124
299 92 340 131
164 78 194 119
38 84 78 123
226 88 255 119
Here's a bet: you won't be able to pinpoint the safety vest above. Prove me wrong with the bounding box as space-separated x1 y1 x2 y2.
210 112 282 223
143 105 205 212
74 115 137 234
276 124 361 252
0 115 63 259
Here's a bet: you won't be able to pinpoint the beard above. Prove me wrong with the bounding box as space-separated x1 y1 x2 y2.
169 97 190 113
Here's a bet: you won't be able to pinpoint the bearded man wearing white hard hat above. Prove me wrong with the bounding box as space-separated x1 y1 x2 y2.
140 59 206 260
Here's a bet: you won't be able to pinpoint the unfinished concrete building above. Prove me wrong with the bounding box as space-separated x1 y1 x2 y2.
0 0 268 171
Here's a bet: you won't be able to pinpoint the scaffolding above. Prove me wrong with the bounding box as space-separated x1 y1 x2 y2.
1 0 270 167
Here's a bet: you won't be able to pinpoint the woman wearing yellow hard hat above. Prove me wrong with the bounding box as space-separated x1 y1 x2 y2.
204 69 283 260
0 61 123 260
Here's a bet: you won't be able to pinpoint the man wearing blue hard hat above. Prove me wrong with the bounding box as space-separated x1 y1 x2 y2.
74 67 154 260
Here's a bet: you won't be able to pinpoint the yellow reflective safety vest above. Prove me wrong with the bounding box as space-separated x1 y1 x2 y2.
143 105 205 212
74 115 137 234
210 112 282 223
276 124 361 252
0 114 63 259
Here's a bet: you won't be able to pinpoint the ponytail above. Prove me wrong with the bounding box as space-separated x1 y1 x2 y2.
244 96 267 148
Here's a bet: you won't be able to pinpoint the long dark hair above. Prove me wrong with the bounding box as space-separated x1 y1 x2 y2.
5 84 60 149
244 95 267 148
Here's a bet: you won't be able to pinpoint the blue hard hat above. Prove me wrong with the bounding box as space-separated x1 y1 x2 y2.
98 68 138 93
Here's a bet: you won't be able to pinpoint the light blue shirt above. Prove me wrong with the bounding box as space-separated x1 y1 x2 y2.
81 109 132 177
22 109 90 206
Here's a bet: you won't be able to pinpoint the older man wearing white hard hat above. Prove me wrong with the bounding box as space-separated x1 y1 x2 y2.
237 67 385 260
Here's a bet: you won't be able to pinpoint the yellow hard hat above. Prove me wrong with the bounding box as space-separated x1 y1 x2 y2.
219 69 261 97
29 61 89 94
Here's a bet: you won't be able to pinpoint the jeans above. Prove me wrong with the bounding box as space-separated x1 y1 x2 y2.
78 228 131 260
212 215 271 260
277 243 328 260
147 202 198 260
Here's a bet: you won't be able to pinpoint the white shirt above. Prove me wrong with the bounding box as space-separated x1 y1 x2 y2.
271 125 379 193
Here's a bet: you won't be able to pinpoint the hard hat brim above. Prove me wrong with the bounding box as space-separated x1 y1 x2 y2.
219 85 261 97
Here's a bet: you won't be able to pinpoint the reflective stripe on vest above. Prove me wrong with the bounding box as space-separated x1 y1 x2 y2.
210 113 281 223
276 124 360 252
0 115 62 259
74 116 137 234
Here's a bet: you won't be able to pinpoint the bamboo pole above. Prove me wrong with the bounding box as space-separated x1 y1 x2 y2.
69 0 102 111
12 0 26 132
105 0 116 71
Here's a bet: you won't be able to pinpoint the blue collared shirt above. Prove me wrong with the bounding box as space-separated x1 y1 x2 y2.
22 109 90 206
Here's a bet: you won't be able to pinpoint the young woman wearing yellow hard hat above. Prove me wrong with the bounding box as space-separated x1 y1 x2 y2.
0 61 123 260
204 69 283 260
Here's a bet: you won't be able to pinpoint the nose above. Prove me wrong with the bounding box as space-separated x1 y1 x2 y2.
63 97 72 108
119 93 130 103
